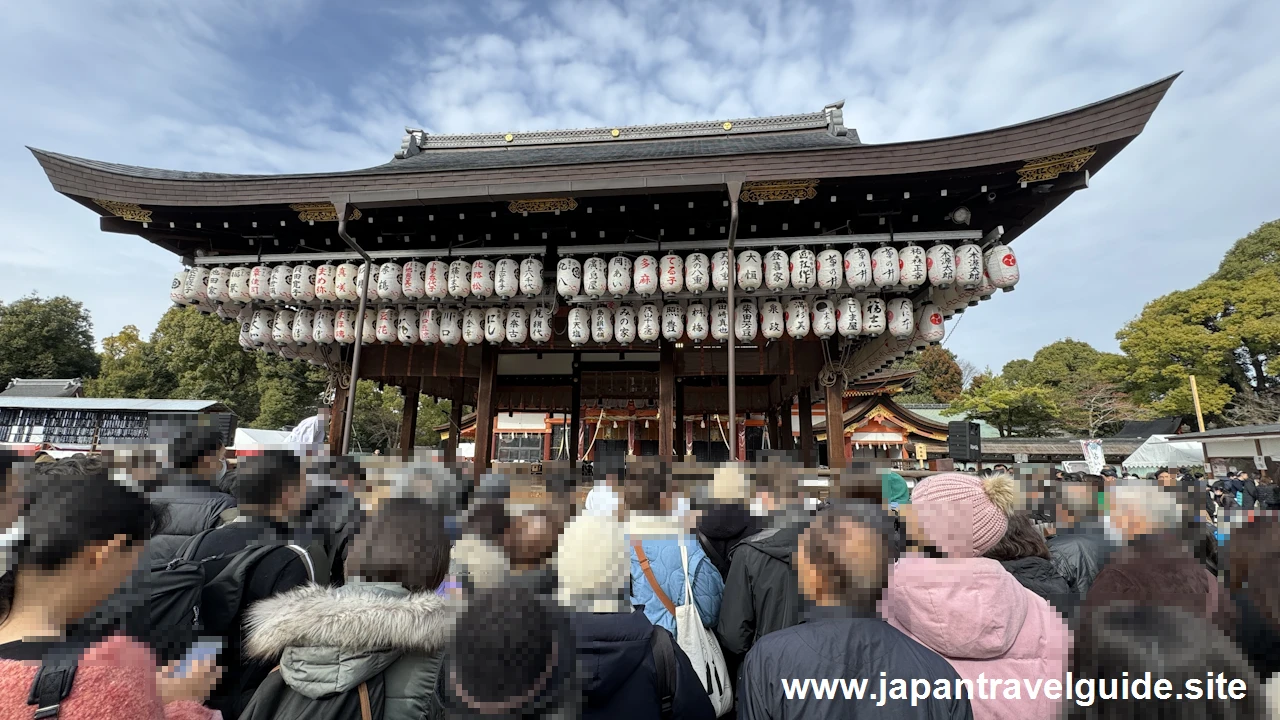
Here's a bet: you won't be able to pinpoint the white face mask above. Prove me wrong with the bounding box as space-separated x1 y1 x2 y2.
749 497 767 517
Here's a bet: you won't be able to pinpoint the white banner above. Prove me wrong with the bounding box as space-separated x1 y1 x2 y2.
1080 439 1106 475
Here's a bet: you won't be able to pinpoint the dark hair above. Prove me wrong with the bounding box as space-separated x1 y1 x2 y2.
330 456 365 484
503 511 560 570
348 497 451 592
803 501 896 612
1156 467 1172 476
236 450 303 507
1227 516 1280 622
621 466 668 514
0 449 22 494
1069 603 1262 719
170 425 224 470
464 500 510 543
984 512 1051 562
0 471 153 622
33 455 108 477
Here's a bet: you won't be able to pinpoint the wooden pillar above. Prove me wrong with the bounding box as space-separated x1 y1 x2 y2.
765 408 780 450
444 382 464 463
569 354 582 468
659 341 675 459
398 379 420 461
825 379 847 470
474 344 498 483
798 388 814 468
328 381 349 456
779 398 795 451
674 380 685 459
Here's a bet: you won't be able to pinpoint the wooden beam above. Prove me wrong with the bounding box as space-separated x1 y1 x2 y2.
328 381 349 457
674 379 685 460
765 407 780 451
659 341 675 459
779 396 795 451
444 382 464 463
799 387 814 468
398 379 420 461
825 379 847 470
569 353 582 468
474 344 498 484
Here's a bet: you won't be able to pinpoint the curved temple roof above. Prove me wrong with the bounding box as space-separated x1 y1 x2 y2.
29 74 1178 208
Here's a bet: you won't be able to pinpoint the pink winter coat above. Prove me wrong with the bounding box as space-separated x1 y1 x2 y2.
0 635 219 720
882 556 1070 720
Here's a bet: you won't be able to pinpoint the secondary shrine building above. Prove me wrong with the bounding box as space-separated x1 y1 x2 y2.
31 75 1176 480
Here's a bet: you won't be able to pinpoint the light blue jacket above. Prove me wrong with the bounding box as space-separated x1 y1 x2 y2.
630 533 724 641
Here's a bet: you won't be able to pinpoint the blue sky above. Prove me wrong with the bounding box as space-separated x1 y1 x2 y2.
2 0 1278 375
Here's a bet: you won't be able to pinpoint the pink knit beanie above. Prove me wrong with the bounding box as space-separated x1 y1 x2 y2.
910 472 1015 558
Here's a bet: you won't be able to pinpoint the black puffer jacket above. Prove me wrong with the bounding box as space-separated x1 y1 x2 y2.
999 556 1074 617
1255 483 1280 510
147 473 237 563
295 484 364 584
715 523 804 660
696 503 762 580
1047 522 1114 597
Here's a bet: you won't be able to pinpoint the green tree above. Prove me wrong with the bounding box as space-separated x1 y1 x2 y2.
897 346 964 404
943 375 1059 437
1002 339 1144 435
0 294 100 390
150 307 262 420
254 353 328 430
350 380 402 454
85 324 174 399
415 397 452 447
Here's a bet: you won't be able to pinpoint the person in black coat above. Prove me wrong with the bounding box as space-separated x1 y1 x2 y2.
1047 477 1114 603
556 514 714 720
737 501 973 720
696 501 762 580
148 425 238 563
984 512 1074 617
295 456 365 584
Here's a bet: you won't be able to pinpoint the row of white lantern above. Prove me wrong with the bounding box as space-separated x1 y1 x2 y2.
552 244 1018 300
238 304 559 349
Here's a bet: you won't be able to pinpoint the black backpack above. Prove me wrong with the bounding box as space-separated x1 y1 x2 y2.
651 626 678 720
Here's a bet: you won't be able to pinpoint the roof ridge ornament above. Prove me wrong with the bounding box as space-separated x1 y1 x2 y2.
824 100 847 137
396 128 426 159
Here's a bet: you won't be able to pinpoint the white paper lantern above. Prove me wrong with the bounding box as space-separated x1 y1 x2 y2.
659 254 685 294
424 260 449 300
170 269 189 306
761 300 785 340
710 301 731 342
789 249 816 291
638 303 660 343
290 264 316 303
567 307 590 346
633 255 658 297
249 308 274 346
362 308 378 345
311 264 335 303
183 266 209 304
470 258 495 299
249 265 272 301
215 303 237 322
955 243 984 289
403 260 426 300
871 246 898 289
505 306 529 344
977 258 997 301
206 267 229 304
887 298 915 339
315 309 337 345
785 298 810 339
615 305 636 345
375 306 397 343
335 307 355 343
583 256 608 299
862 297 886 336
556 258 582 299
927 244 956 287
484 306 506 344
398 307 420 344
462 308 484 346
530 306 553 344
439 309 462 346
520 257 544 299
685 253 709 294
764 249 789 292
273 309 295 346
237 306 253 348
270 264 295 302
899 245 927 288
811 297 836 339
591 305 614 344
228 267 252 304
918 303 946 344
686 302 709 341
495 258 520 300
816 248 842 291
356 263 376 301
607 255 631 298
837 296 862 338
844 247 872 291
735 299 758 342
292 308 315 345
736 250 762 293
334 263 359 301
448 260 473 299
276 344 297 361
711 251 731 292
662 303 684 341
986 244 1020 289
419 307 441 345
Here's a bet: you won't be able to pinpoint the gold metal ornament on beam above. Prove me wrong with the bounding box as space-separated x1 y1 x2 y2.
93 199 152 222
507 197 578 214
1016 146 1096 183
288 202 362 222
739 179 820 203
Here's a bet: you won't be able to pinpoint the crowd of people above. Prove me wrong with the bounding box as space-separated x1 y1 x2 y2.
0 434 1275 719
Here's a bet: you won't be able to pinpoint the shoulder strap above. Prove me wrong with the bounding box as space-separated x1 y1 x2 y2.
358 680 373 720
279 543 318 584
649 627 677 720
176 526 221 563
695 530 727 573
27 645 84 719
632 540 676 616
678 539 694 606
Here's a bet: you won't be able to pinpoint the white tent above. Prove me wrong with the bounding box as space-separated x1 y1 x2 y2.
1122 434 1204 473
232 427 293 451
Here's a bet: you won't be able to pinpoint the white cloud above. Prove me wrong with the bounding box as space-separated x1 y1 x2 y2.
1 0 1278 379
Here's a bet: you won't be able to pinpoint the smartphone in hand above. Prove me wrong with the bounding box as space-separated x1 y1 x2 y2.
173 639 223 679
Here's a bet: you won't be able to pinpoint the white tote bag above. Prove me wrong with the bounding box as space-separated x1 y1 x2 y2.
677 540 733 716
